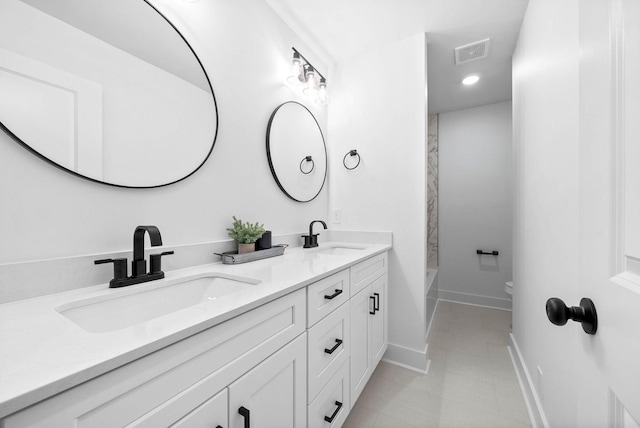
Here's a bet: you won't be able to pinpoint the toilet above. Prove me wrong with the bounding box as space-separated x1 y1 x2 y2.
505 281 514 296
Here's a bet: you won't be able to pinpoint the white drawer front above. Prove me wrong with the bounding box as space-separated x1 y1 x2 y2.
307 302 350 403
308 359 350 428
307 269 350 327
171 388 227 428
350 252 388 297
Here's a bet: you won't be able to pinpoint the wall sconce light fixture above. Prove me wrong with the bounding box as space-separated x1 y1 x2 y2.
287 47 330 105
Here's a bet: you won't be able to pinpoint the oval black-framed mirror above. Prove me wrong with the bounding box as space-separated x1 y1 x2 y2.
0 0 218 188
266 101 327 202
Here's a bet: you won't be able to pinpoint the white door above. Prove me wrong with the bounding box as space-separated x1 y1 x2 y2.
370 275 387 365
349 287 373 406
574 0 640 426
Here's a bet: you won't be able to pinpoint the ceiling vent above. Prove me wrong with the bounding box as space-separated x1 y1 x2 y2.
454 38 490 65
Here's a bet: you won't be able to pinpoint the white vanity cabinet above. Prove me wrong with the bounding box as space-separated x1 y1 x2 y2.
305 270 351 428
2 289 306 428
1 249 390 428
305 251 388 426
349 254 388 406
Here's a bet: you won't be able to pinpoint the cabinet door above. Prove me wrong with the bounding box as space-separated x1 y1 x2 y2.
228 334 307 428
349 287 373 406
370 274 387 366
171 388 227 428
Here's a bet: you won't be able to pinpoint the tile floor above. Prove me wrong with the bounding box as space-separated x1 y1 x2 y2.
343 301 531 428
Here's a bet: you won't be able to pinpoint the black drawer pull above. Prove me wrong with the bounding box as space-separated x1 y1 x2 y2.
324 338 343 354
324 289 343 300
374 292 380 311
370 295 376 314
238 406 250 428
324 401 343 423
216 426 223 428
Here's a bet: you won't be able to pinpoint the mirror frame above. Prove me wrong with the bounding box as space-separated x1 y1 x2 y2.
0 0 218 188
266 101 327 203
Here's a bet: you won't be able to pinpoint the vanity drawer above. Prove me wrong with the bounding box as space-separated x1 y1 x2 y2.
308 359 350 428
307 301 350 403
350 252 388 296
170 388 227 428
307 269 350 327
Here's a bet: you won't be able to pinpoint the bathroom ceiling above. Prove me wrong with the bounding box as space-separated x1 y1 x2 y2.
265 0 529 114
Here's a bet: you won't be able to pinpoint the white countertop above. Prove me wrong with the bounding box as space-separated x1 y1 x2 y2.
0 241 391 419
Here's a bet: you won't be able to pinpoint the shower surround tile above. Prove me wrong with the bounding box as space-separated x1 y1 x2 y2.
427 114 439 267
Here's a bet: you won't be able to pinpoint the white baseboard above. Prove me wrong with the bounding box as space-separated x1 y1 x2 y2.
438 289 512 310
382 342 429 374
508 333 549 428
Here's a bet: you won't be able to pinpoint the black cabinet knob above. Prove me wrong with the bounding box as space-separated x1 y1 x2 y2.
545 297 597 335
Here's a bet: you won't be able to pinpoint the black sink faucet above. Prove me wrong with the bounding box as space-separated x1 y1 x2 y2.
132 225 163 277
303 220 327 248
95 225 173 288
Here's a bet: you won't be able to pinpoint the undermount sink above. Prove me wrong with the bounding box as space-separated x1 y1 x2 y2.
309 245 366 256
56 273 260 333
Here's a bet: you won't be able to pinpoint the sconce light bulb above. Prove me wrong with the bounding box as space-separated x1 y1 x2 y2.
303 68 319 96
287 53 304 85
316 80 330 105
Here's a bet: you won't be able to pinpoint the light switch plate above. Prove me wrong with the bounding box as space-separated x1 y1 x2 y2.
332 209 342 224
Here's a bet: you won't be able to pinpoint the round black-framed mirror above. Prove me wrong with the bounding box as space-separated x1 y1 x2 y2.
266 101 327 202
0 0 218 188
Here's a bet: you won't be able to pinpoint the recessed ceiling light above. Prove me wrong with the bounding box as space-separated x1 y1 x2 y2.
462 75 480 85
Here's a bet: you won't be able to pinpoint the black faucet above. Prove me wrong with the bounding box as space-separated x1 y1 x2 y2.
302 220 327 248
95 225 173 288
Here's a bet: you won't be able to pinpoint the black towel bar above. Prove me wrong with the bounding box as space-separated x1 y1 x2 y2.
476 250 499 256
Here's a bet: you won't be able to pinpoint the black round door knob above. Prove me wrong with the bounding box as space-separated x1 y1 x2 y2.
546 297 597 335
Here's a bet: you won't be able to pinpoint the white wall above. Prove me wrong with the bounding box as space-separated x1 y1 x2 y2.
0 1 327 267
328 34 428 371
512 0 580 426
438 101 513 309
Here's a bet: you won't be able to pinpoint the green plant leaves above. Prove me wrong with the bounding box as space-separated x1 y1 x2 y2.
226 216 265 244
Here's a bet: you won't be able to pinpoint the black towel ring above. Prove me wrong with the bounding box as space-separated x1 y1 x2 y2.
343 150 361 170
300 156 314 174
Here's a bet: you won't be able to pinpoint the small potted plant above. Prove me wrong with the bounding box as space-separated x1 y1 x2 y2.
227 216 265 254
